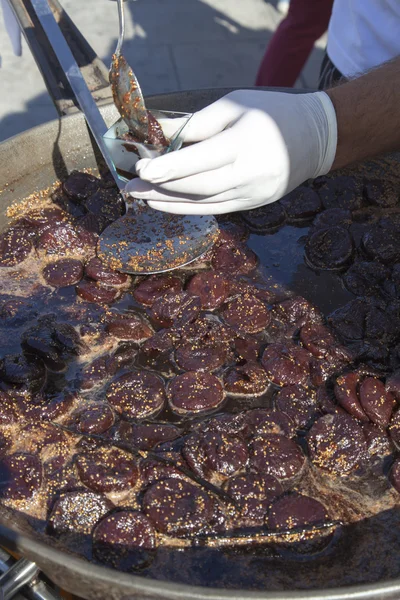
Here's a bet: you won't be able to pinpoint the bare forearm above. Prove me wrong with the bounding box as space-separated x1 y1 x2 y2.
327 56 400 170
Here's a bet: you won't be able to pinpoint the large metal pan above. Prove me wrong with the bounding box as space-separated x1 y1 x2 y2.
1 90 400 600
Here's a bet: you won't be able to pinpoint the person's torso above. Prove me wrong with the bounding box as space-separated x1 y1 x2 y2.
327 0 400 77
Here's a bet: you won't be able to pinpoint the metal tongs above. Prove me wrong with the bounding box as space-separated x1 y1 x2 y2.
29 0 218 274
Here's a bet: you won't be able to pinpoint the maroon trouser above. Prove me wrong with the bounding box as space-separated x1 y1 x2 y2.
255 0 334 87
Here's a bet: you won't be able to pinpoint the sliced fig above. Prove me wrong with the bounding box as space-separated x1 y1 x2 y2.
186 271 229 310
250 434 305 481
359 377 395 427
0 453 42 501
168 371 225 416
334 372 369 422
42 259 84 287
143 478 215 536
48 490 113 535
307 413 367 474
107 371 166 421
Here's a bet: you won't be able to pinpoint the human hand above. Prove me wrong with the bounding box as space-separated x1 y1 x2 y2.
125 89 337 215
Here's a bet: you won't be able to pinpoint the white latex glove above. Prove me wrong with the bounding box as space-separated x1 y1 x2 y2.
1 0 22 57
125 90 337 215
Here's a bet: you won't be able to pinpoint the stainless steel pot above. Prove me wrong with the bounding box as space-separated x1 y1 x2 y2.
1 89 400 600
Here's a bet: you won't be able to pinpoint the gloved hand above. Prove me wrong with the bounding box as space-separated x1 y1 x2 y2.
1 0 22 57
125 89 337 215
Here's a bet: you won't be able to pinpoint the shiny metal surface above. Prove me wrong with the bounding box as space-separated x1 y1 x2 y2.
109 0 149 140
98 200 219 274
0 559 39 600
0 90 400 600
0 550 60 600
30 0 121 187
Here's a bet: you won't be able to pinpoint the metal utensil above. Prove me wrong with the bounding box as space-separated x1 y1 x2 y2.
97 200 218 274
30 0 218 275
30 0 119 184
109 0 149 141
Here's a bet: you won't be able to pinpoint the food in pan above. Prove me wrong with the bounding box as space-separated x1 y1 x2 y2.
0 166 400 587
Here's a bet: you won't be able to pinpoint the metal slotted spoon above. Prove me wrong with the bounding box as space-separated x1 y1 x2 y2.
97 201 219 274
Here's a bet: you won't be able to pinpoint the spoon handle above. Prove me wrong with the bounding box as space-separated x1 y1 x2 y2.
115 0 125 56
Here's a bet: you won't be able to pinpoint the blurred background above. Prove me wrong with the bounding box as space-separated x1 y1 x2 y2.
0 0 326 142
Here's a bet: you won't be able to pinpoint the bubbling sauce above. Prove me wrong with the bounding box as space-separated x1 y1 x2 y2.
1 165 400 591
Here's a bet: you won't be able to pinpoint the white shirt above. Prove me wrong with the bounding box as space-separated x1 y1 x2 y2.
327 0 400 77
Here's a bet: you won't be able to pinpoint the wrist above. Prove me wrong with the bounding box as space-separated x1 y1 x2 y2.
307 91 338 178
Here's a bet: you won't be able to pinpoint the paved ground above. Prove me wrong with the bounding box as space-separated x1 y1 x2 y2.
0 0 327 142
